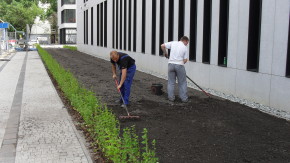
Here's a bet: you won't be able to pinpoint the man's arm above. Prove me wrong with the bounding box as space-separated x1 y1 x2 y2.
118 68 127 89
112 64 117 79
161 44 168 58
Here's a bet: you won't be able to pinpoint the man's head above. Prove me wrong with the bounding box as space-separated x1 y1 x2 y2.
110 51 119 62
180 36 189 46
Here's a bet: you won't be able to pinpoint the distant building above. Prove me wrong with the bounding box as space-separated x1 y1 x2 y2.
30 17 52 44
58 0 77 44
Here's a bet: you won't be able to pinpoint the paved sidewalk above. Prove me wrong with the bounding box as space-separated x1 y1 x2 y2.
0 51 93 163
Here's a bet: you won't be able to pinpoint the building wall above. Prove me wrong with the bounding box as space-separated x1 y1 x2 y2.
58 0 77 44
77 0 290 113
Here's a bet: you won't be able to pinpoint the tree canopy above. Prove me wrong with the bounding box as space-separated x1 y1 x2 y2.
0 0 57 32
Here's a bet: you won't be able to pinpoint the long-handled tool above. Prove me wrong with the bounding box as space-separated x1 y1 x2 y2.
114 79 140 119
186 75 211 97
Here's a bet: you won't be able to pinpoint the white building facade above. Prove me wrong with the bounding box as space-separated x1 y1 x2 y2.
58 0 77 44
76 0 290 113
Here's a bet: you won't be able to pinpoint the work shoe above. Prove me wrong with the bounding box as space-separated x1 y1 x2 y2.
121 104 127 108
182 99 189 103
168 98 175 102
115 99 122 104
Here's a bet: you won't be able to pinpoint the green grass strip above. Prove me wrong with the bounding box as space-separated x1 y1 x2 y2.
63 45 77 51
37 45 158 163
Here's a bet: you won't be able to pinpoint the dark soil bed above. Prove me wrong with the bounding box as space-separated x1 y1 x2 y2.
45 48 290 163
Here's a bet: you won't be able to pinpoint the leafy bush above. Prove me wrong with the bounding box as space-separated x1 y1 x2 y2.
37 45 158 163
63 45 77 51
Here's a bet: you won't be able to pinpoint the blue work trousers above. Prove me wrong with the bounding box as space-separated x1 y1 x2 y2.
119 65 136 105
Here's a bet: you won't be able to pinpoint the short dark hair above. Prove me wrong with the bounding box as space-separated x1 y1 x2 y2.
180 36 189 41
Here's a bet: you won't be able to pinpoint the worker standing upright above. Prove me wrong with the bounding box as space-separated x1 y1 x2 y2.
161 36 190 103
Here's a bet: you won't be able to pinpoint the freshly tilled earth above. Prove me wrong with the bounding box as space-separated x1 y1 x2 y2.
45 48 290 163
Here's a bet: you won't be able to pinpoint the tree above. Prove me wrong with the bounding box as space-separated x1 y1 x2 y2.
0 0 44 32
39 0 57 30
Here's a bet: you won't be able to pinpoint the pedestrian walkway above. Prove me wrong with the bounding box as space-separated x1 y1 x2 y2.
0 51 93 163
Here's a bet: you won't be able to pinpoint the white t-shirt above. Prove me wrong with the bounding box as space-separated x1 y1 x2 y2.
164 41 189 65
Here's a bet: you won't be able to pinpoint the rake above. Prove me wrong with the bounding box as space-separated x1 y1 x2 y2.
114 79 140 120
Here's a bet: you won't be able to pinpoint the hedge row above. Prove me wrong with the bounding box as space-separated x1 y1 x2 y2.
63 45 77 51
37 45 158 163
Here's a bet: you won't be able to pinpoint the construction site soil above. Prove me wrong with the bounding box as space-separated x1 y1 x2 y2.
45 48 290 163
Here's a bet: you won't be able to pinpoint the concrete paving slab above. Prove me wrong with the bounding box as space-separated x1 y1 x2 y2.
0 51 93 163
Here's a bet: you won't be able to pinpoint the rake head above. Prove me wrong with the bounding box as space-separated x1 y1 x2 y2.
119 115 140 120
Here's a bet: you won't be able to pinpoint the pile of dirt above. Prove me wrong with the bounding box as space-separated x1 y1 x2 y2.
45 48 290 163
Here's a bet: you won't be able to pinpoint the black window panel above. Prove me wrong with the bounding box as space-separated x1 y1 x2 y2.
97 5 100 46
104 1 107 47
91 7 93 45
101 3 104 46
62 9 76 23
113 0 115 48
189 0 197 61
159 0 165 56
168 0 174 56
124 0 127 50
84 11 85 44
128 0 132 51
141 0 146 53
247 0 262 72
286 16 290 77
218 0 229 66
86 10 88 44
168 0 174 42
133 0 137 51
62 0 76 6
178 0 185 39
151 0 156 55
116 0 119 49
120 0 123 49
202 0 212 64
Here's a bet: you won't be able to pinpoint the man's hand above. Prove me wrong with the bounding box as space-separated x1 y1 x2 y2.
117 84 122 90
113 74 117 79
164 53 169 59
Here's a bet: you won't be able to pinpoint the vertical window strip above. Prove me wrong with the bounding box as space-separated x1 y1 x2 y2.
124 0 127 50
104 1 107 47
247 0 262 72
159 0 165 56
168 0 174 42
91 7 93 45
151 0 156 55
218 0 229 66
202 0 212 64
141 0 146 53
286 22 290 77
84 11 86 44
101 3 104 46
128 0 132 51
168 0 174 56
116 0 119 49
189 0 197 61
97 5 100 46
120 0 123 49
133 0 137 51
178 0 185 39
287 23 290 77
113 0 115 48
86 10 88 45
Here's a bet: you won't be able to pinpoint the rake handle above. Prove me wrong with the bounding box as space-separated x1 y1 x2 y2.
186 75 211 97
114 79 131 116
